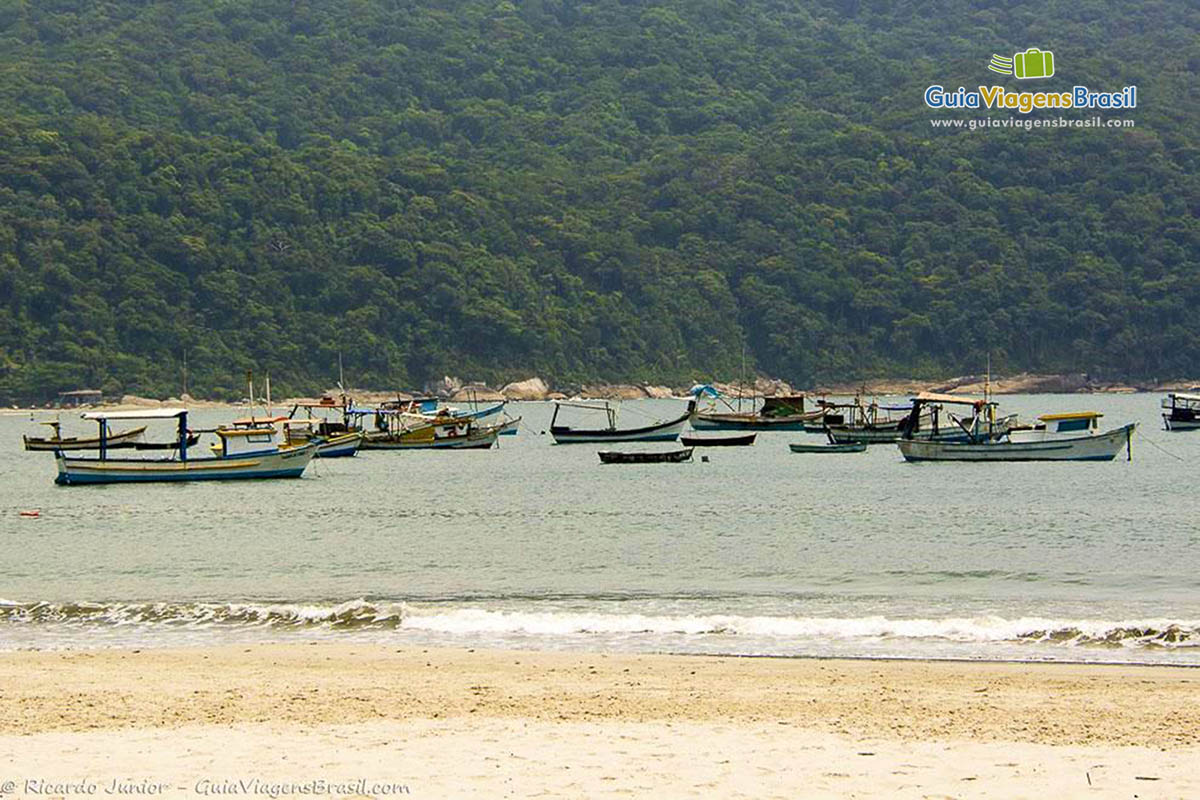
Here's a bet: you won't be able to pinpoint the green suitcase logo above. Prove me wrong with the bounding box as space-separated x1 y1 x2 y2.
988 48 1055 79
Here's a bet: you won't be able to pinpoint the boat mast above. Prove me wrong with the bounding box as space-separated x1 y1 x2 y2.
739 343 746 414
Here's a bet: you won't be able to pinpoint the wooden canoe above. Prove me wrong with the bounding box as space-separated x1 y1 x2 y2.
680 432 757 447
598 448 694 464
24 425 148 451
788 442 868 454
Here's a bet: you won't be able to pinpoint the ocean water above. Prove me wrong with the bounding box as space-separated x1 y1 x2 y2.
1 394 1198 664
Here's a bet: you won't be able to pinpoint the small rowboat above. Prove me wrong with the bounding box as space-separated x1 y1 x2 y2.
598 448 694 464
680 432 756 447
788 442 867 454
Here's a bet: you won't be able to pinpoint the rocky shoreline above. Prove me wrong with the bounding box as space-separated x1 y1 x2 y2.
7 373 1197 413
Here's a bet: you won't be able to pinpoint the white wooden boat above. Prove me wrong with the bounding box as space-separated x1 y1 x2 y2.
898 413 1136 462
53 409 316 485
549 400 694 444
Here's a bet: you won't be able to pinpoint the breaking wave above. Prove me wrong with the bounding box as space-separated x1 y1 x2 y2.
1 599 1197 649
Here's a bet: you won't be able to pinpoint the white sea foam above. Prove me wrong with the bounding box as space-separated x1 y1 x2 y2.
1 599 1196 649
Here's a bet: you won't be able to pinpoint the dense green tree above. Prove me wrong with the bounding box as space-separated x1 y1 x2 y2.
0 0 1196 402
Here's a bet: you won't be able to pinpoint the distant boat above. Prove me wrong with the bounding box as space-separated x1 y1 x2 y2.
549 400 694 444
680 432 756 447
788 442 867 454
23 421 148 451
689 387 823 431
360 413 499 450
1161 393 1200 430
282 421 364 457
598 448 694 464
54 409 316 485
279 396 365 457
818 398 933 444
898 412 1136 462
496 415 521 436
826 393 1017 445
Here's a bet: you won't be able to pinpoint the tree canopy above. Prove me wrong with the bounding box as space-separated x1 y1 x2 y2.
0 0 1196 401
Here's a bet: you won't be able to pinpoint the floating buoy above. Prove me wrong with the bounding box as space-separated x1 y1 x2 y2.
701 456 710 463
19 510 40 518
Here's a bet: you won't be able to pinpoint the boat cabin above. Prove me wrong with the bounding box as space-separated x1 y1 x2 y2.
1034 412 1102 435
213 425 284 457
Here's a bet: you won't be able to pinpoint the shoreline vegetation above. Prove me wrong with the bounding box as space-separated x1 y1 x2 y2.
1 643 1196 796
9 371 1198 413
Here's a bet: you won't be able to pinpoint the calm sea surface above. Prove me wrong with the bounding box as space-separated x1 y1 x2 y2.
1 394 1198 664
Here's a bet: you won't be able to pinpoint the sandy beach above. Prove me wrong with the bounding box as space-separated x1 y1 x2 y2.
0 644 1196 797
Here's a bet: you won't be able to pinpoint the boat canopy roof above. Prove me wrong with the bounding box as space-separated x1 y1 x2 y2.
553 399 617 410
231 415 288 425
912 391 985 405
81 408 187 420
1168 392 1200 402
1038 411 1103 421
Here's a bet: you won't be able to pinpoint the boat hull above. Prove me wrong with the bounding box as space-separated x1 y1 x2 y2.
897 424 1136 462
825 425 906 444
54 445 316 485
314 432 364 457
1163 414 1200 431
551 417 688 444
361 429 498 450
690 412 821 431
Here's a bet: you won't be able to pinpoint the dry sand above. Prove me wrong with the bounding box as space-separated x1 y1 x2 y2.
0 644 1196 798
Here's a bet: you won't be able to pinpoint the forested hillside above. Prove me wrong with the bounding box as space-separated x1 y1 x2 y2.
0 0 1197 401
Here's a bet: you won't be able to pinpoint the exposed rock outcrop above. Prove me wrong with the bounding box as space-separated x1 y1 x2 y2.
501 377 549 400
450 385 505 402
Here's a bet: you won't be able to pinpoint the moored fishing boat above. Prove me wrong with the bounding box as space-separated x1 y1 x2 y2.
689 385 823 431
1161 393 1200 431
894 392 1020 443
598 448 694 464
358 409 500 450
898 412 1136 462
54 409 316 485
788 442 867 454
24 421 148 451
282 397 365 457
819 397 934 444
549 399 694 444
680 431 756 447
